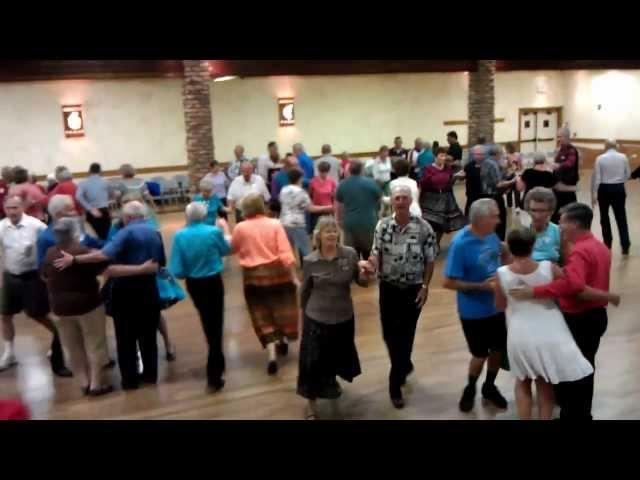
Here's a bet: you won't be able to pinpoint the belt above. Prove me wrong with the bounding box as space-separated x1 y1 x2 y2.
5 270 37 279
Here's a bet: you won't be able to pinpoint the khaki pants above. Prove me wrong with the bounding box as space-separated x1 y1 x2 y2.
54 305 109 390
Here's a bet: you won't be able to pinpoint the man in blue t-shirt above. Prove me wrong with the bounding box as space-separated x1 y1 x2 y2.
444 198 510 413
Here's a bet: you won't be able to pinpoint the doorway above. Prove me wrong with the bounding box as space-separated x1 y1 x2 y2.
518 107 563 154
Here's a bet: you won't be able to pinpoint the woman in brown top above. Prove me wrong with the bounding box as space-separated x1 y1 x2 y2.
297 216 370 419
41 218 157 396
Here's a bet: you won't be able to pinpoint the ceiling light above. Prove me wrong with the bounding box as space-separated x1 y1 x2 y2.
213 75 238 82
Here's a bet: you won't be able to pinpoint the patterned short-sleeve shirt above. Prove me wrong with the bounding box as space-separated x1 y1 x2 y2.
371 214 436 285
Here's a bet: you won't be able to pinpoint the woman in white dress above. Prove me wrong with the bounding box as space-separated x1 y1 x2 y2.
495 228 619 419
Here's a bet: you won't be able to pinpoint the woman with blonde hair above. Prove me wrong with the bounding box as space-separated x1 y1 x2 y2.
297 216 370 419
230 193 300 375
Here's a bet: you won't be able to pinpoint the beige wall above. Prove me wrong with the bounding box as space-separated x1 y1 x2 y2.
0 78 186 175
3 68 640 177
210 72 469 160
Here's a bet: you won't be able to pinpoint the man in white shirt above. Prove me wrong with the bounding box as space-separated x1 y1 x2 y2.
591 139 631 254
226 145 250 181
227 162 271 223
256 141 281 182
0 196 71 375
314 144 341 183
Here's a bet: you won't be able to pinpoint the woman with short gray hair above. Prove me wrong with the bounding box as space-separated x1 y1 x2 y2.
192 177 228 224
523 187 561 263
169 202 231 392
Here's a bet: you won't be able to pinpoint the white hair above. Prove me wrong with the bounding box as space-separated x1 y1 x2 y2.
53 217 80 244
199 178 214 192
533 152 547 164
57 168 73 181
469 198 497 224
557 127 571 138
390 184 413 198
122 200 146 219
605 139 617 150
185 202 207 223
48 194 74 218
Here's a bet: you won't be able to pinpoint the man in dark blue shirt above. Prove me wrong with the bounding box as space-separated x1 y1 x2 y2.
54 200 165 390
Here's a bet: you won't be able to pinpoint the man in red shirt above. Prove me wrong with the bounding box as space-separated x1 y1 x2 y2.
0 167 13 219
46 168 83 215
552 127 580 223
510 203 613 419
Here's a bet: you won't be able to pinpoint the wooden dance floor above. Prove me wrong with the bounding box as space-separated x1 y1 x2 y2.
1 177 639 420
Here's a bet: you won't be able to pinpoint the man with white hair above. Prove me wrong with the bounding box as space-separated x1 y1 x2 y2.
406 137 425 181
54 200 166 390
0 196 72 376
443 198 510 413
227 161 270 223
227 145 249 181
552 127 580 223
46 167 83 215
359 184 437 409
37 194 103 268
591 139 631 255
169 202 231 392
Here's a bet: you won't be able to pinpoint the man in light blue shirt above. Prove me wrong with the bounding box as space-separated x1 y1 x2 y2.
169 202 231 392
293 143 314 188
76 163 113 240
443 198 509 413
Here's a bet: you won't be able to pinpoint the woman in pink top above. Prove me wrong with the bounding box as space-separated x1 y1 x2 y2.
419 147 465 252
7 167 47 221
231 193 301 376
308 160 337 233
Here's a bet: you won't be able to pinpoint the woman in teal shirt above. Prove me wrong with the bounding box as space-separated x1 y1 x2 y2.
192 178 228 224
169 202 231 392
416 142 435 180
524 187 561 263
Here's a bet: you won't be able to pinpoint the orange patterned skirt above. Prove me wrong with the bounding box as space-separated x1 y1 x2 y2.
242 261 299 348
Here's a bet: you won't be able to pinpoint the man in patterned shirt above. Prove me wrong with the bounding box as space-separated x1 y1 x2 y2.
359 184 436 409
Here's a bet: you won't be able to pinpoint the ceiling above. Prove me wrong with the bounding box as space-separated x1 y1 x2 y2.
2 59 640 82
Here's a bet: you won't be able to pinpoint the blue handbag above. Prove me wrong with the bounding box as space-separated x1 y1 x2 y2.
156 267 186 310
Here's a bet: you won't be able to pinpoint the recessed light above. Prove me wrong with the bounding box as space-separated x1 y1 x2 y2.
213 75 238 82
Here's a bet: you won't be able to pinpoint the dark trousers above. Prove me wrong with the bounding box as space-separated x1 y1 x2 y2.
85 207 112 241
112 276 161 388
479 193 507 240
557 307 608 420
464 194 479 220
598 183 630 250
379 281 423 390
50 331 66 371
552 191 577 224
186 274 225 385
505 188 522 209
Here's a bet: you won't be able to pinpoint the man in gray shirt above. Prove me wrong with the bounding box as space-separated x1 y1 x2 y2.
314 144 341 183
76 163 113 240
591 139 631 254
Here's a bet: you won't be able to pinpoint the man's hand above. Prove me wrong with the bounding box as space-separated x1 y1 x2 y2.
415 286 429 309
90 208 102 218
53 251 74 271
141 259 159 275
509 285 535 300
481 275 497 292
358 260 376 277
610 294 621 307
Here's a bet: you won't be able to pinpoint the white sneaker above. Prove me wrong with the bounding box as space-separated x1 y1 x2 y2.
0 352 17 372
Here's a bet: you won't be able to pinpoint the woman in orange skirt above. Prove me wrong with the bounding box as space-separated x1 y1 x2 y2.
230 193 301 375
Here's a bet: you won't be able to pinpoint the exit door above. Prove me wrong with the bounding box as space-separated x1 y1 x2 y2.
518 108 561 154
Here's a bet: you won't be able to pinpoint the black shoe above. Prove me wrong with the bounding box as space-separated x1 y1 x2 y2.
481 383 508 409
52 366 73 378
267 360 278 375
82 385 91 396
166 350 176 362
459 384 476 412
103 359 116 370
390 384 404 409
88 385 115 397
622 248 630 256
122 382 139 391
208 378 225 393
276 342 288 357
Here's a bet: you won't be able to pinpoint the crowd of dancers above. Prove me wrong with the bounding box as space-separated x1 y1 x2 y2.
0 126 632 420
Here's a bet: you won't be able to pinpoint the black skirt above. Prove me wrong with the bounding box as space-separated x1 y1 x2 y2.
420 190 466 233
297 315 361 400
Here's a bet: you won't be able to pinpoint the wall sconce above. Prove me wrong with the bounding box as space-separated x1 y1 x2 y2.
278 97 295 127
62 105 85 137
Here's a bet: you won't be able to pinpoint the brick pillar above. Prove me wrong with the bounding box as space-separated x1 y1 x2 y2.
182 60 215 187
468 60 496 145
